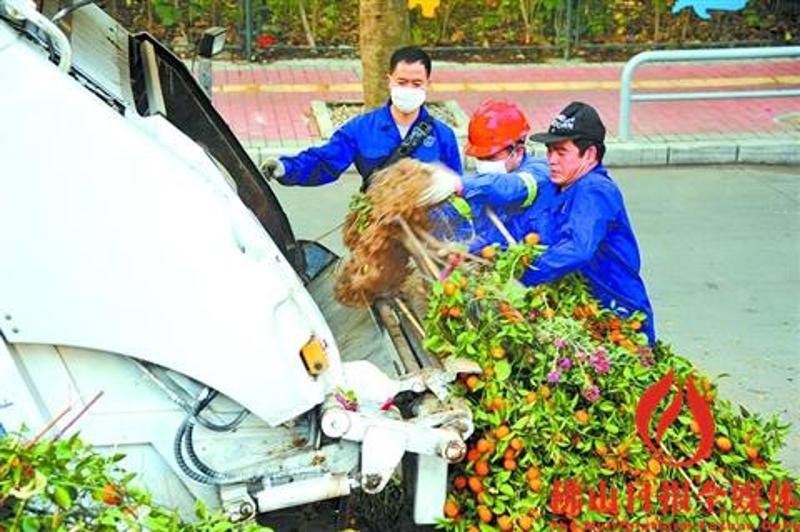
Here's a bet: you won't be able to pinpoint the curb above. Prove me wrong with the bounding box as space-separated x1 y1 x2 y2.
244 135 800 168
603 136 800 166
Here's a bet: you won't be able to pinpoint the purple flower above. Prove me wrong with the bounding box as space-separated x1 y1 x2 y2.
554 337 567 349
590 351 610 374
559 357 572 370
582 385 600 402
547 370 561 383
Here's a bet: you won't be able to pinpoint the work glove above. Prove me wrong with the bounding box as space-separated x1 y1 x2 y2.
260 157 285 181
417 166 463 206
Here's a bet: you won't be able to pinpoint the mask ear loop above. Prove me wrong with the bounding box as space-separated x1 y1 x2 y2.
566 142 598 184
508 141 525 168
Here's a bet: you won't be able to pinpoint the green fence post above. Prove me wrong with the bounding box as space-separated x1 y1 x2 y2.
244 0 252 59
564 0 572 60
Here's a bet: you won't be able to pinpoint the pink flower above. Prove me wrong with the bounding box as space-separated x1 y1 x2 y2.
547 370 561 383
594 346 608 357
559 357 572 370
554 337 567 349
590 351 610 374
334 393 358 411
438 254 463 280
638 346 655 368
437 264 454 281
582 385 600 402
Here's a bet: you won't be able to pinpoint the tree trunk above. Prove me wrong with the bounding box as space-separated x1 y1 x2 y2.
519 0 531 44
439 0 461 45
653 0 665 43
359 0 409 109
680 10 690 42
298 0 317 50
654 7 660 43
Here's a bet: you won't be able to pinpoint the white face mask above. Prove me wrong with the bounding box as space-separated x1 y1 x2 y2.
390 86 426 114
474 158 508 175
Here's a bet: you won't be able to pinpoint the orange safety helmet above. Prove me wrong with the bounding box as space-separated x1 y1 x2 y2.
464 100 530 158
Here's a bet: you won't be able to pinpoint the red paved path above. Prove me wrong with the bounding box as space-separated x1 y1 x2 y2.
210 59 800 144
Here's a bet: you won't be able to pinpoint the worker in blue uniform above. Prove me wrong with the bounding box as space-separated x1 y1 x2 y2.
420 100 555 252
260 46 462 189
524 101 656 344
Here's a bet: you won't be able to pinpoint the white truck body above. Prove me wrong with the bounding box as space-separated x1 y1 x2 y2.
0 0 473 523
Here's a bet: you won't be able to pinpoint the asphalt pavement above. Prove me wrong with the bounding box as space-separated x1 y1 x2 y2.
272 164 800 473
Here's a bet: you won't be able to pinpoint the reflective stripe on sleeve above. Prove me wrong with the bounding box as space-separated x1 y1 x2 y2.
518 172 538 208
449 196 473 220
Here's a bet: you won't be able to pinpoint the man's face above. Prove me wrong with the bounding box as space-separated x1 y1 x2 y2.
387 61 429 89
546 139 595 188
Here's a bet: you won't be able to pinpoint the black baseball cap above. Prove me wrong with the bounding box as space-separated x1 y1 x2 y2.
529 101 606 145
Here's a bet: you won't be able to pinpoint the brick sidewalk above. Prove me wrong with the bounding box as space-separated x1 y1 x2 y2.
210 58 800 150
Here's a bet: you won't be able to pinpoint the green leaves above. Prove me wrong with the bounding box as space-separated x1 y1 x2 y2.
20 516 40 532
498 483 515 497
491 497 507 515
347 192 373 235
598 400 616 413
151 0 177 27
52 484 72 509
494 360 511 382
0 431 272 531
428 242 799 531
500 278 528 306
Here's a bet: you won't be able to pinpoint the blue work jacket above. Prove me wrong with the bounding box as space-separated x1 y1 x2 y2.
431 155 554 251
520 164 656 344
277 103 462 186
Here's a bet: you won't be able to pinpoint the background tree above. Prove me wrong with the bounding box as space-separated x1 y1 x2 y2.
359 0 410 109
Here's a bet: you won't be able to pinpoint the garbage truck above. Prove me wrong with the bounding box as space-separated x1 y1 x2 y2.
0 0 474 523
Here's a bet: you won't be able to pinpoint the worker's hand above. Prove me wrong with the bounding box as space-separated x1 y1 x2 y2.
260 157 285 180
418 167 462 206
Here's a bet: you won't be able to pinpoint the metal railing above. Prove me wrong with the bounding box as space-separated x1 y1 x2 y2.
619 46 800 141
